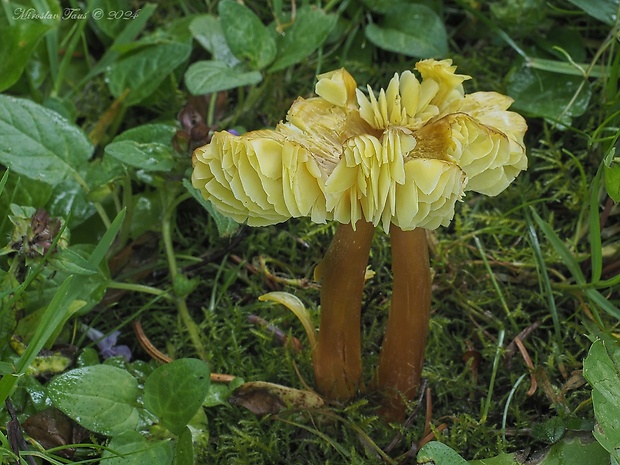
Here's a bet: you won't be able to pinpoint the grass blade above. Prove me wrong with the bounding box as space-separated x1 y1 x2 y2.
530 208 586 285
525 210 562 348
589 166 604 283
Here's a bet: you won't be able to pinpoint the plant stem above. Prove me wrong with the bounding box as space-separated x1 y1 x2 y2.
161 190 208 360
313 221 374 401
376 226 431 421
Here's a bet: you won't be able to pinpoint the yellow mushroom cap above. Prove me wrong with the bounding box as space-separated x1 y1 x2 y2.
192 130 328 226
191 59 527 232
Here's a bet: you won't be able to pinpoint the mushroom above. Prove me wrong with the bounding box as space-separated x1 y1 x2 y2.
191 60 527 416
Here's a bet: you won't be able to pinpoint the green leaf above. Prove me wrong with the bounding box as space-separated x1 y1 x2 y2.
218 0 276 70
584 339 620 460
104 124 177 172
183 178 239 237
592 390 620 461
269 6 338 72
365 4 448 58
106 40 191 106
507 64 591 125
0 5 55 92
584 339 620 408
190 15 240 68
129 190 163 239
47 248 99 275
102 431 173 465
416 441 468 464
47 364 140 436
185 60 262 95
604 148 620 202
203 376 244 407
174 427 194 465
47 173 95 227
566 0 619 25
105 142 175 172
0 95 93 184
143 359 211 435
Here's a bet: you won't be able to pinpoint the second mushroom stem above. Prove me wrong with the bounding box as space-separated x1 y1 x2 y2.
313 221 375 402
376 226 431 421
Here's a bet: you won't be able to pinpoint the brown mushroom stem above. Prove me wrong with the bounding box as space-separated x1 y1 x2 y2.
376 226 431 421
313 221 375 401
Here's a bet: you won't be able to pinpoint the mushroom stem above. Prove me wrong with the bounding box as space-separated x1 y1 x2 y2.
376 226 431 421
313 221 375 401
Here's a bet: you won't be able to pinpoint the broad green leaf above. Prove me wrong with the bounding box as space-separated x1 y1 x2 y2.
183 179 239 237
102 431 173 465
190 15 240 67
269 6 338 72
592 390 620 460
203 376 244 407
143 358 210 435
365 4 448 58
567 0 619 25
0 5 55 92
584 339 620 460
604 148 620 202
129 190 163 239
47 248 99 275
47 175 95 227
416 441 468 464
105 142 175 172
0 95 93 184
604 164 620 201
47 364 140 436
584 339 620 406
218 0 276 70
0 0 62 92
174 427 194 465
185 60 262 95
106 41 191 106
106 123 178 171
507 64 591 125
